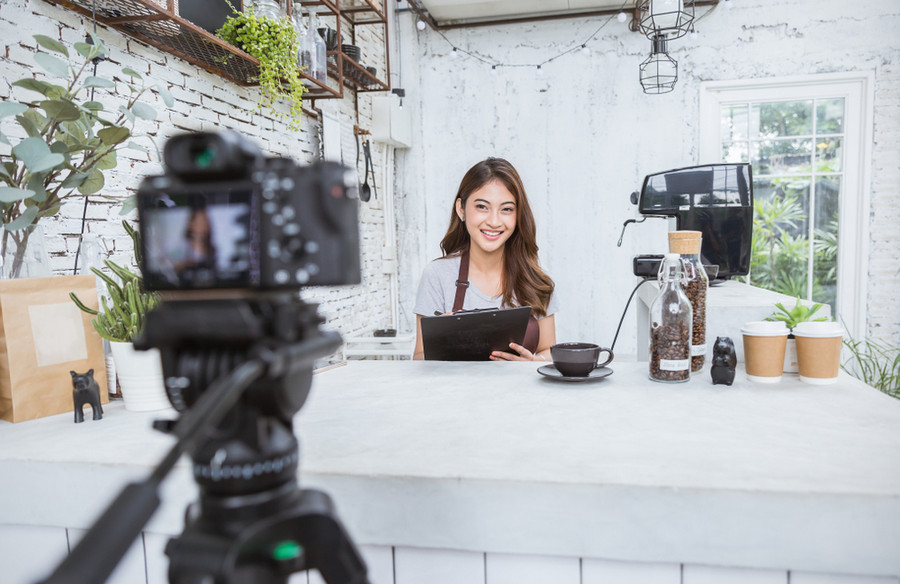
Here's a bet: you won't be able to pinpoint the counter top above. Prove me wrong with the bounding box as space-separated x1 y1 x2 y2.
1 360 898 577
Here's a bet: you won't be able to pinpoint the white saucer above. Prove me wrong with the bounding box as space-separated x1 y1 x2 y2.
537 364 613 382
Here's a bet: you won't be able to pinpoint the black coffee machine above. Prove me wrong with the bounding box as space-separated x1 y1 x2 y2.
622 163 754 280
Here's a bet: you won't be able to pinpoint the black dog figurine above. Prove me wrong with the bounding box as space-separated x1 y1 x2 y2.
71 369 103 423
710 336 737 386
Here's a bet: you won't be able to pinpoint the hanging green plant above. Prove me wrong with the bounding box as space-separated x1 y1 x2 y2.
217 1 306 131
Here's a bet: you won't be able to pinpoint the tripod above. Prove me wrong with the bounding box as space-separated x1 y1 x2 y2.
40 295 368 584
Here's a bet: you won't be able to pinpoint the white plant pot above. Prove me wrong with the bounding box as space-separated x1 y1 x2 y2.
783 335 799 373
109 341 171 412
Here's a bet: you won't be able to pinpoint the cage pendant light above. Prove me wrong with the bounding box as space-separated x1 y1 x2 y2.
638 0 695 40
640 35 678 94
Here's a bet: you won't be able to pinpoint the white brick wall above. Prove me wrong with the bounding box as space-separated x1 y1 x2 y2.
395 0 900 350
0 0 397 350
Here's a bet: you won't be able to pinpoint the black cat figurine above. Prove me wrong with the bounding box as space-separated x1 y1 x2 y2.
710 336 737 386
71 369 103 423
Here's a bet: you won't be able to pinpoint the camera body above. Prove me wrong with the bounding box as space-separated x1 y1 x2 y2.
137 131 361 292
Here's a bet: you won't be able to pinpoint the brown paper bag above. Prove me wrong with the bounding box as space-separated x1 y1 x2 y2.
0 274 108 423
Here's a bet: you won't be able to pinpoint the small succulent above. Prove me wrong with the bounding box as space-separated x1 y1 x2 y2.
766 297 829 331
69 221 159 343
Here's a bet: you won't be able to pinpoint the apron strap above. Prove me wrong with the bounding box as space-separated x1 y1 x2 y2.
453 249 541 354
452 250 470 313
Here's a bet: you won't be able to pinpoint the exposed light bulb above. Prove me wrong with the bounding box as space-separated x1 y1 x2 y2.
490 65 498 76
536 65 543 75
617 11 627 23
689 28 698 40
416 19 426 30
581 44 590 55
449 47 458 59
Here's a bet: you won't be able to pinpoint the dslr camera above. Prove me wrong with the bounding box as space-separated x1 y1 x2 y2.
137 130 361 291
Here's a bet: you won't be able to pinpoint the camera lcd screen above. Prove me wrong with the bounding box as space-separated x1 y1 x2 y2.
141 189 258 290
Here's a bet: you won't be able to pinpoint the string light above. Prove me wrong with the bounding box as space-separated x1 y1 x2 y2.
422 0 629 73
414 0 718 93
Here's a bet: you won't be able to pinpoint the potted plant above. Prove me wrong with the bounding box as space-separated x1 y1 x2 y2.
70 221 169 411
1 33 172 278
766 297 829 373
216 1 306 131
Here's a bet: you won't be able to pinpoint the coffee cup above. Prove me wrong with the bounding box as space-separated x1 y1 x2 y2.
793 321 843 385
550 342 614 377
741 321 789 383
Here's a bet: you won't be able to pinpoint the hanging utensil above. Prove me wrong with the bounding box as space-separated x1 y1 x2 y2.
360 138 372 203
364 139 377 201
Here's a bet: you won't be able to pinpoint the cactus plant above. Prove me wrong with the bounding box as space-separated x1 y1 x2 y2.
70 220 159 342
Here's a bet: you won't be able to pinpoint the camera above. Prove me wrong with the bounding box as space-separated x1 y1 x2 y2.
137 131 361 291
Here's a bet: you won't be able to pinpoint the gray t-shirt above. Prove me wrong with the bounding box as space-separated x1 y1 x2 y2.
413 255 559 318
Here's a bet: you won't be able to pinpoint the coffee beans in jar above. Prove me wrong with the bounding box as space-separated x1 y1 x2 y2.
650 318 691 382
683 276 707 371
648 253 693 383
668 231 709 372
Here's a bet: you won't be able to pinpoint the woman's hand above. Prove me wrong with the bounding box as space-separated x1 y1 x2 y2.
490 343 545 362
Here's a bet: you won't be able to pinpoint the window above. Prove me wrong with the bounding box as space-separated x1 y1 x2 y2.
700 73 874 339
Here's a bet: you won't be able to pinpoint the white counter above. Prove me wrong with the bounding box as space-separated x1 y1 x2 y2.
1 360 898 584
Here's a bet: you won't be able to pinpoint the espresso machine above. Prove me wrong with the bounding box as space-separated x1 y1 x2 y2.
620 163 754 280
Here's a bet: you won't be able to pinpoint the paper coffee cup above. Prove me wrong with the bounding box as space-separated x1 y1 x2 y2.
793 322 843 385
741 321 789 383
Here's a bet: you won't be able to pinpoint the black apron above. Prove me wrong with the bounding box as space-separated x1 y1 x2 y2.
452 250 540 354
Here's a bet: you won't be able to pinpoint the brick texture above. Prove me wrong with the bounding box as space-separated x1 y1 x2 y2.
0 0 396 358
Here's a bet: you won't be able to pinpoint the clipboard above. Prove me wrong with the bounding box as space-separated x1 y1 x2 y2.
421 306 532 361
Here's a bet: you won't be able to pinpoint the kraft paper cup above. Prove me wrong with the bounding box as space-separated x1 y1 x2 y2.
741 321 789 383
793 322 843 385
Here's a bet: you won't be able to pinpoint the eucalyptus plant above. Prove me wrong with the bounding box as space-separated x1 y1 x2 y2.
69 221 159 343
0 33 173 277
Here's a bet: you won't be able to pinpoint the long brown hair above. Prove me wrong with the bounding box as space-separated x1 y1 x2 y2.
439 158 555 317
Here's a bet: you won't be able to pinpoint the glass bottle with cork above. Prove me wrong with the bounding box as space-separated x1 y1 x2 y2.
668 230 708 372
247 0 284 20
649 252 693 383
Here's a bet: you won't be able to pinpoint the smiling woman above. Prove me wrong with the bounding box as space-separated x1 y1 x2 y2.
412 157 558 361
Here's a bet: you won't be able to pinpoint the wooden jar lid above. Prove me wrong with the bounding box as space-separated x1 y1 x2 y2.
668 230 702 254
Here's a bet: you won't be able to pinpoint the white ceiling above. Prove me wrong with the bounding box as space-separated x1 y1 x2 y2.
416 0 634 26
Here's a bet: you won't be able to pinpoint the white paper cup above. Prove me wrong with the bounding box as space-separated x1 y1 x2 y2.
741 321 789 383
793 322 843 385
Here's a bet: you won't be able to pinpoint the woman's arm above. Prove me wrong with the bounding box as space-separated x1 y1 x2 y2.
491 314 556 362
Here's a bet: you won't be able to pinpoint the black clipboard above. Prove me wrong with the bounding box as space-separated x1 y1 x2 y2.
421 306 532 361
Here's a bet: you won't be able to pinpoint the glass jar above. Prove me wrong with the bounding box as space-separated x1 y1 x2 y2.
1 224 52 279
669 230 708 372
649 253 693 383
247 0 284 20
291 2 310 70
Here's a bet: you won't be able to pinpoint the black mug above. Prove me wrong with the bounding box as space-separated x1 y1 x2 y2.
550 342 614 377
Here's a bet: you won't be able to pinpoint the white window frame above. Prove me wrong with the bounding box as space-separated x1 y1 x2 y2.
699 72 874 340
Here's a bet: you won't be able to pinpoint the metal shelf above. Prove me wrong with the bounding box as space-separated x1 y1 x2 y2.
46 0 389 107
